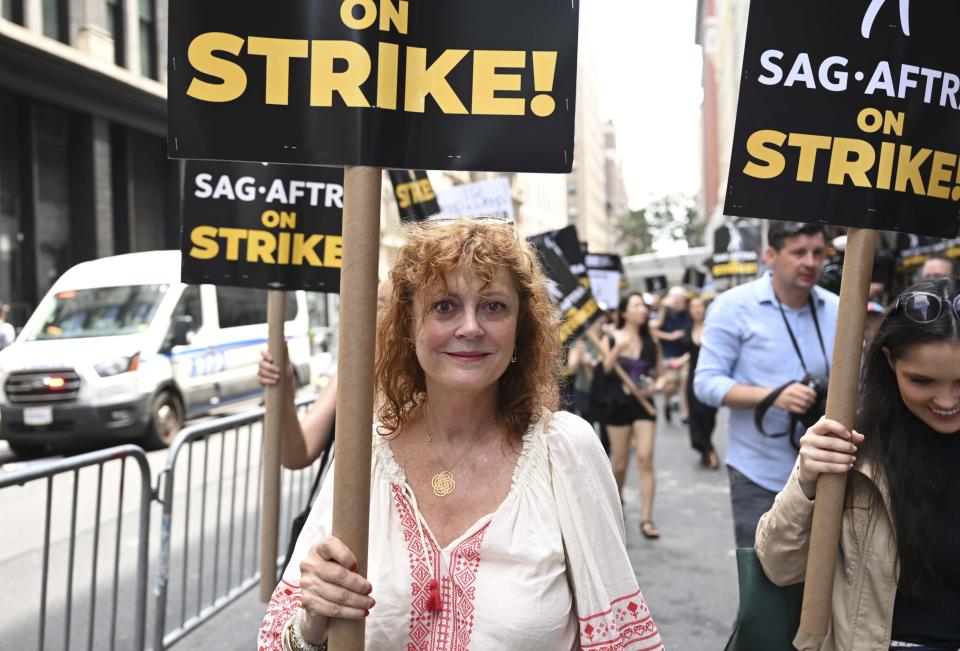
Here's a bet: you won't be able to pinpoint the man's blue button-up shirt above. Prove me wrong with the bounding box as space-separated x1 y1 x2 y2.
694 272 840 492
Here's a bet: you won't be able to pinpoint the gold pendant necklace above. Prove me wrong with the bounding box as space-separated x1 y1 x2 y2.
431 471 456 497
426 406 496 497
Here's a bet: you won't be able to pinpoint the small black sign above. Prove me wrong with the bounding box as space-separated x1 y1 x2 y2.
585 252 624 310
725 1 960 237
388 170 440 222
168 0 579 173
683 267 708 289
712 221 761 279
180 161 343 292
644 276 668 294
895 234 960 272
529 229 600 346
550 226 589 285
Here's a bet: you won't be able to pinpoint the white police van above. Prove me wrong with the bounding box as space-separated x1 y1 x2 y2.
0 251 316 454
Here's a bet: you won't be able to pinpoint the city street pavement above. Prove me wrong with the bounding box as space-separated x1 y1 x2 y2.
174 406 739 650
622 408 737 649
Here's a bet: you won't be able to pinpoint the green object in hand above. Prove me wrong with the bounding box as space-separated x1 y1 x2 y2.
725 548 804 651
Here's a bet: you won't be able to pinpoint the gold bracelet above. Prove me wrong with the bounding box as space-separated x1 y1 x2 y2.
283 617 298 651
292 609 324 651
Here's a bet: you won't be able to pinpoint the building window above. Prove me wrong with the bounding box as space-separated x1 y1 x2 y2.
138 0 157 78
35 107 71 297
2 0 24 24
106 0 125 66
42 0 68 42
0 95 23 325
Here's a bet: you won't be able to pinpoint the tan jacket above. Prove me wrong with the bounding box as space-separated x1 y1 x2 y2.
755 462 899 651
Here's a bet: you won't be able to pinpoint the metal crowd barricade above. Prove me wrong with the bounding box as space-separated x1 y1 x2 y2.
0 445 153 651
152 396 325 650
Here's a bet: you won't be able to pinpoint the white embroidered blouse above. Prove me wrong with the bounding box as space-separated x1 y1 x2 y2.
259 410 664 651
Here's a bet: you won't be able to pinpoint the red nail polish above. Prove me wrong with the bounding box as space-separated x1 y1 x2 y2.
350 562 358 571
370 598 376 607
364 609 370 617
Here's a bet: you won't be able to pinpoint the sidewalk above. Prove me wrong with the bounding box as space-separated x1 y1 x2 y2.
624 408 737 649
176 409 738 650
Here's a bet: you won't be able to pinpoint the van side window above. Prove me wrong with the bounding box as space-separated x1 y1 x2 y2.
173 285 203 328
306 292 330 328
216 287 296 328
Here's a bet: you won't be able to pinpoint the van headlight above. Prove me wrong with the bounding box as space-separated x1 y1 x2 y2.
95 353 140 377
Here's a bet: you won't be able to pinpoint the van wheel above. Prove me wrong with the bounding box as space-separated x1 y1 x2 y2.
144 391 184 449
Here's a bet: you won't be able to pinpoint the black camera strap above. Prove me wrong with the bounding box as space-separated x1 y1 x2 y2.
774 292 829 377
754 291 829 448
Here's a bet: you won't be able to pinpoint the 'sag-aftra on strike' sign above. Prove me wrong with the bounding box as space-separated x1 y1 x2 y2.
388 170 440 222
725 0 960 237
529 227 600 346
181 161 344 292
168 0 579 173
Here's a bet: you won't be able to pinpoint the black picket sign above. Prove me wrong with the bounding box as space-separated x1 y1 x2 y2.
683 267 708 290
529 228 600 346
711 220 761 279
549 226 589 284
644 276 668 294
180 161 344 292
388 170 440 222
725 0 960 237
167 0 579 173
585 253 624 311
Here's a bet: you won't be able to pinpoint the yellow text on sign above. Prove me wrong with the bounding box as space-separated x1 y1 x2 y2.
742 108 960 202
557 298 599 344
185 33 559 117
395 179 436 208
189 226 342 267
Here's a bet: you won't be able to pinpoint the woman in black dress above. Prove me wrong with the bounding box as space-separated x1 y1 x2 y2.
603 292 662 538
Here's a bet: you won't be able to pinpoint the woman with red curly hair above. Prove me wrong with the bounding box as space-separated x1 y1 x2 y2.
259 219 663 650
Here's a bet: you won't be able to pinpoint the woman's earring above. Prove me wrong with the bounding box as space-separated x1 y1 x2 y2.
511 352 518 364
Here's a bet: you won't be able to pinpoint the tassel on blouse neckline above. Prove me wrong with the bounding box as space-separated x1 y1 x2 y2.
404 483 443 615
426 579 442 612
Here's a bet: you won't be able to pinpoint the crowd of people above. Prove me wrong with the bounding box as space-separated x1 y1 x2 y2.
255 217 959 651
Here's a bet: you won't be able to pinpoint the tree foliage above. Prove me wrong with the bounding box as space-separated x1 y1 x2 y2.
618 194 703 255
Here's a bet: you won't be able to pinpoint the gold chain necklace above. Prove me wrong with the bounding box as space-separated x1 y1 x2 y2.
425 405 496 497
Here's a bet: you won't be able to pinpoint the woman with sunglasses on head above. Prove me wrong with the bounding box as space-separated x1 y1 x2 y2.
756 277 960 651
258 220 663 651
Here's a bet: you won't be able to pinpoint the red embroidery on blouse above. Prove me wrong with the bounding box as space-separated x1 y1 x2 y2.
258 579 302 651
392 484 490 651
579 591 664 651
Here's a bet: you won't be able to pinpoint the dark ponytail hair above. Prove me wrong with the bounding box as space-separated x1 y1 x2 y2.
615 292 658 371
855 277 960 596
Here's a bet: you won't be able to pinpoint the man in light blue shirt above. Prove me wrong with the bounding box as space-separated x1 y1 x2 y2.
694 222 839 548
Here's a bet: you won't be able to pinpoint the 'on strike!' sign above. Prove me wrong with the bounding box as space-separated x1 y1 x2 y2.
725 0 960 237
167 0 579 174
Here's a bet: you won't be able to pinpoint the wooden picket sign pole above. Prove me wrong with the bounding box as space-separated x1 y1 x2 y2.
260 289 287 601
327 166 382 650
796 228 876 645
585 330 656 416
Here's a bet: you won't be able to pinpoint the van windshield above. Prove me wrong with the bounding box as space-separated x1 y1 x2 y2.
22 284 169 341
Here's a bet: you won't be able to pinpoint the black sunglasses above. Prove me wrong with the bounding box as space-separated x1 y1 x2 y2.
893 292 960 323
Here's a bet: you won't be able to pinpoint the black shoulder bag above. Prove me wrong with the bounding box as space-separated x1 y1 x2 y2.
280 423 336 578
753 294 829 450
